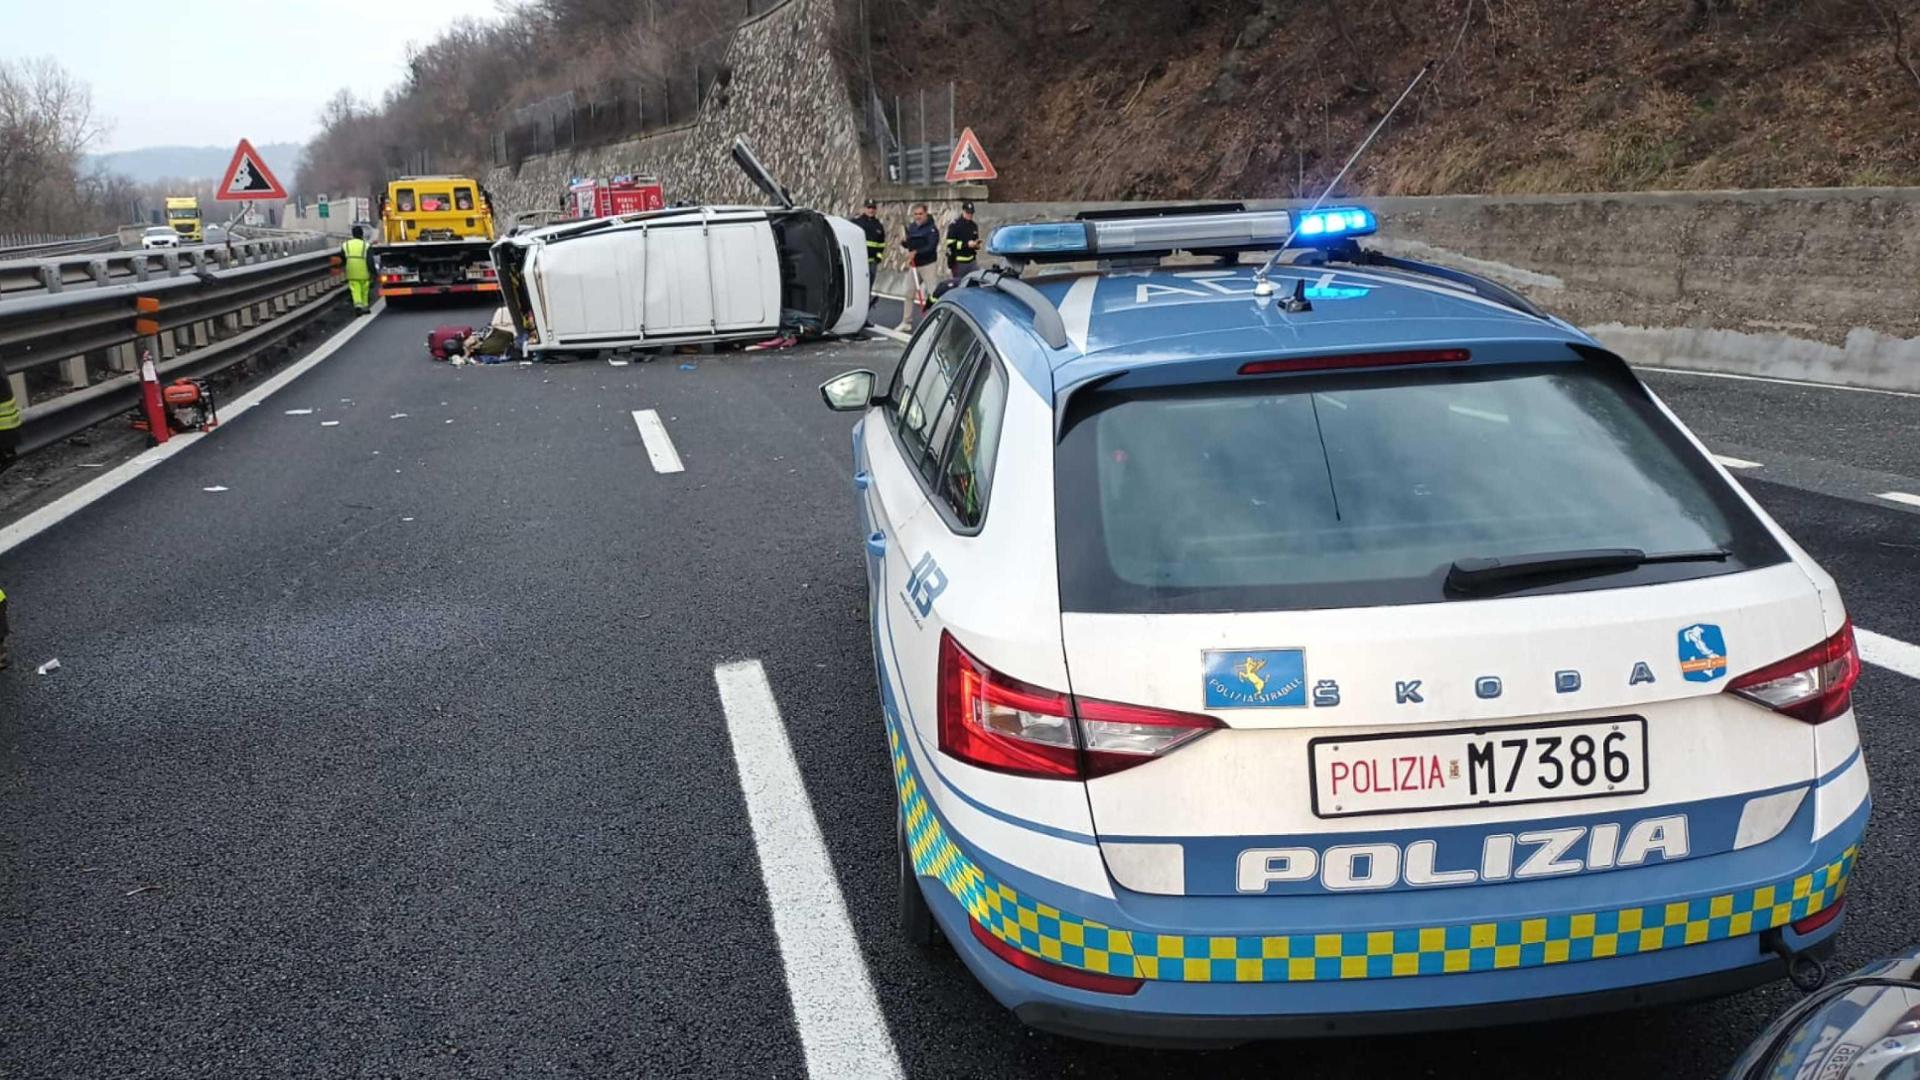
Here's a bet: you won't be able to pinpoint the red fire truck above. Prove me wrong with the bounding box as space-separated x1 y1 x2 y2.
565 175 666 220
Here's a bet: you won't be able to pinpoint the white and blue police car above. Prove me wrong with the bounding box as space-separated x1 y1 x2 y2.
819 204 1869 1044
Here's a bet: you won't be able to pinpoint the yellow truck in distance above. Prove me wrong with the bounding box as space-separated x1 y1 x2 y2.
371 176 500 299
165 196 202 243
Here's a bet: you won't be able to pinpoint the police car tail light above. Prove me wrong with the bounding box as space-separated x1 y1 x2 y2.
1075 698 1223 778
1728 621 1860 724
938 633 1080 779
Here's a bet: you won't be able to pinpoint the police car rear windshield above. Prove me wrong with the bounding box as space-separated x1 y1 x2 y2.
1054 362 1785 613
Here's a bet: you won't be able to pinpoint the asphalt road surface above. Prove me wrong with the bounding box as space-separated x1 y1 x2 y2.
3 302 1917 1079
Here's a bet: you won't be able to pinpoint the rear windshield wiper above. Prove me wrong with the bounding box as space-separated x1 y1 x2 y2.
1445 547 1732 594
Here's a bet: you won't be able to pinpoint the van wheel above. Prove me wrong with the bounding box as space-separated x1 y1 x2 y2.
898 812 937 946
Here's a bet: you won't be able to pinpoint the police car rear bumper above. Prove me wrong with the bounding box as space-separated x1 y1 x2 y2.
910 770 1866 1045
923 874 1849 1047
1008 941 1832 1047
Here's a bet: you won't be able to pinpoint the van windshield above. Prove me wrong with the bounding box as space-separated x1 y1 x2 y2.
1054 361 1784 613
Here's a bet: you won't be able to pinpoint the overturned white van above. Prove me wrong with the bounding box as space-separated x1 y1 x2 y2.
490 140 870 354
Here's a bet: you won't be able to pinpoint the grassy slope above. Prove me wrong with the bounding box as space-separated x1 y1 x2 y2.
870 0 1920 199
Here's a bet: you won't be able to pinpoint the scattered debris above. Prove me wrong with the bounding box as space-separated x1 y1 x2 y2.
78 463 105 469
321 421 341 428
608 358 630 367
284 408 314 416
444 419 453 424
35 658 60 676
123 885 160 897
402 517 415 522
203 485 229 492
679 363 697 371
389 413 409 419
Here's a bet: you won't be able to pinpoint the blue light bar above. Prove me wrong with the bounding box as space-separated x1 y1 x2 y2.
987 210 1295 260
987 222 1094 257
1294 206 1376 244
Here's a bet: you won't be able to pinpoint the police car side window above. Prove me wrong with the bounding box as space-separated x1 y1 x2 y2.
896 317 979 481
887 313 943 425
939 356 1007 529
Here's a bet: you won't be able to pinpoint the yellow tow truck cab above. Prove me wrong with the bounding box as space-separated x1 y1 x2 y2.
165 196 203 243
372 176 500 298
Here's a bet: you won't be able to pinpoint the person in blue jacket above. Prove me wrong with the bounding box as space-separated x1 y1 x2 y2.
895 203 941 331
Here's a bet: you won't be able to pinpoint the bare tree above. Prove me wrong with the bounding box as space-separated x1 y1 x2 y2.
0 56 113 233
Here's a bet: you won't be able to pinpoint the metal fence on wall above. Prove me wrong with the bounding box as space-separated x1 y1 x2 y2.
488 30 736 167
867 82 955 186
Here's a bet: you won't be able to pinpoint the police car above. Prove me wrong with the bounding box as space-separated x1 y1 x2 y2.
819 204 1869 1043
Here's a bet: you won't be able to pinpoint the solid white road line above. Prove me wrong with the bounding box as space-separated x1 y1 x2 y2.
0 300 384 557
713 661 905 1080
1636 365 1920 400
1858 628 1920 682
1713 454 1764 469
629 409 685 474
1873 491 1920 509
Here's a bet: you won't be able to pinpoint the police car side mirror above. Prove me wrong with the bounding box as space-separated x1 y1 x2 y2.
821 369 878 412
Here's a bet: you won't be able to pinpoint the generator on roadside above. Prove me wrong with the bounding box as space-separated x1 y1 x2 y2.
132 377 219 436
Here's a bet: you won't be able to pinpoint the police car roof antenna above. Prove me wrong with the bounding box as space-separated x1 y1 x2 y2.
1253 59 1433 299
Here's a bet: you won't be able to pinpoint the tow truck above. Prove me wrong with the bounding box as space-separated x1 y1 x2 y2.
371 176 501 299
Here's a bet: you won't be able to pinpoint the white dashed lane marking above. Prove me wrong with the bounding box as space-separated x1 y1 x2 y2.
630 409 685 474
713 661 904 1080
1873 491 1920 509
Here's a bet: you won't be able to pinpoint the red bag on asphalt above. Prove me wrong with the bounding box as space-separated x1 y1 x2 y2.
427 325 473 361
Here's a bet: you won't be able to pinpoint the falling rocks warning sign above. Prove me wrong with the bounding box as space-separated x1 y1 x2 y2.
217 139 287 201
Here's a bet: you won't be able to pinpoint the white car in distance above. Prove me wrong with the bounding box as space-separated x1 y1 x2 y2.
141 226 182 249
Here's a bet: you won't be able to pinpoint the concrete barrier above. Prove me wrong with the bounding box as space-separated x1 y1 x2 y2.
915 189 1920 392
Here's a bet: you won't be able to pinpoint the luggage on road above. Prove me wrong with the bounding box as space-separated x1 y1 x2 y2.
427 325 474 361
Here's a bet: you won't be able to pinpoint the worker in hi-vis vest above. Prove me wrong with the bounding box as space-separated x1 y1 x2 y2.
341 226 372 314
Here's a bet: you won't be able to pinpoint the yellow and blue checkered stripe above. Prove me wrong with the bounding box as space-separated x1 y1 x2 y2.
892 717 1858 984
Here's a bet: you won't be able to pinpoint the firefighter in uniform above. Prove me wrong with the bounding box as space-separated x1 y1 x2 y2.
944 200 981 280
853 200 886 286
341 226 373 314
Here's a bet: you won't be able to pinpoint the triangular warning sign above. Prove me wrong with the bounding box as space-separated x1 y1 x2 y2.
216 139 287 201
944 127 997 183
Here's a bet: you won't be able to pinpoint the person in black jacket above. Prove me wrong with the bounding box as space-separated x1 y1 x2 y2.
896 203 941 331
853 200 885 285
944 200 981 280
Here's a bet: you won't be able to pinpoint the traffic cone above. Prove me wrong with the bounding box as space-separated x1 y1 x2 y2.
138 350 170 445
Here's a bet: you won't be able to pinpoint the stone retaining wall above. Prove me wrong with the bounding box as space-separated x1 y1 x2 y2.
482 0 867 224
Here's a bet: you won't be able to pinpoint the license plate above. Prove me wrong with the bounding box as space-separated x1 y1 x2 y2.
1309 717 1648 818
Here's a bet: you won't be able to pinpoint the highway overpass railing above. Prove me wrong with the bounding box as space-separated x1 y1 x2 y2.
0 233 121 260
2 242 347 455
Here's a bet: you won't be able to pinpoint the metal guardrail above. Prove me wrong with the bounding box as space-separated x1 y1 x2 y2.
0 235 331 300
2 248 347 454
0 234 120 260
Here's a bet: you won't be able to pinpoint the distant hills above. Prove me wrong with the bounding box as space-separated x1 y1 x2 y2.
87 143 305 186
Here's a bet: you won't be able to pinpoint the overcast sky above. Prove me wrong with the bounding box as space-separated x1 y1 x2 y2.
3 0 499 152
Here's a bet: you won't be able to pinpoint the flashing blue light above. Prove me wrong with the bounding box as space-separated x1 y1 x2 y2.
1293 206 1376 245
986 222 1093 257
